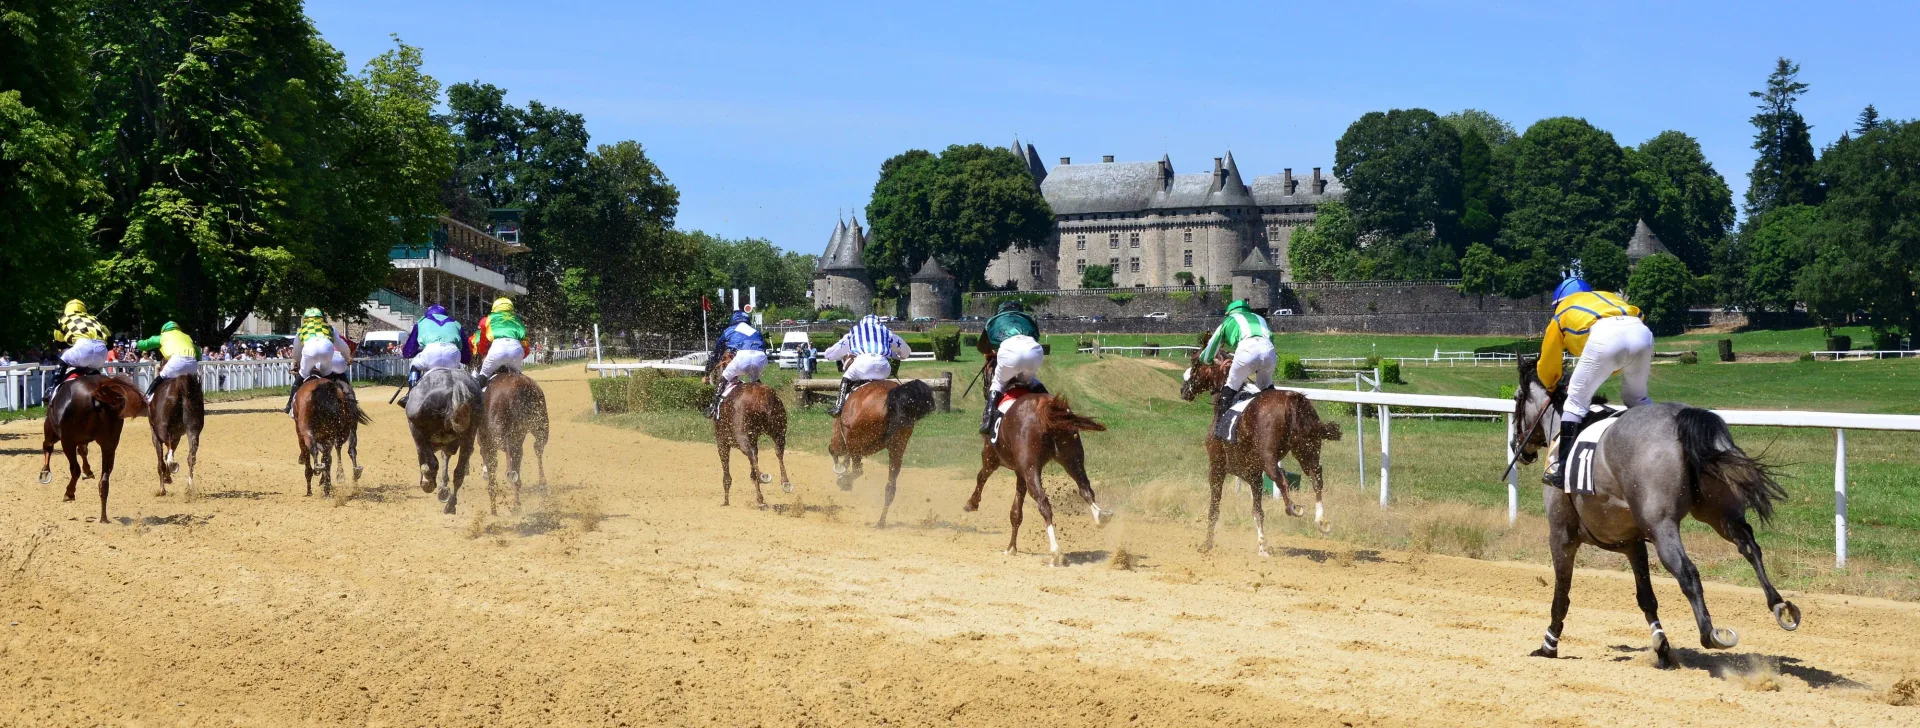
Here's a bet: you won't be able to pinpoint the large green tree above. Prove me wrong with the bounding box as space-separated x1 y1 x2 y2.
1442 109 1518 147
534 140 683 332
1742 204 1821 312
1795 121 1920 335
1333 108 1463 272
696 233 817 309
0 0 94 354
1287 200 1364 281
864 144 1051 294
1496 117 1642 296
1630 131 1734 274
1628 253 1695 336
1745 58 1822 219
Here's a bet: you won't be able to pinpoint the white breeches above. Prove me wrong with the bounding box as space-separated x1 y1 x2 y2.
1224 336 1277 392
480 339 526 377
990 335 1044 393
844 353 892 381
721 348 767 384
298 339 336 379
1562 316 1655 424
410 341 463 372
60 339 108 369
158 355 199 379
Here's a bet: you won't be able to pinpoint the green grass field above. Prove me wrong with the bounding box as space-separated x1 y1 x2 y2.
593 326 1920 601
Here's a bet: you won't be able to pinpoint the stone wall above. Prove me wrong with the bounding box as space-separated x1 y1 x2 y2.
964 288 1232 319
960 281 1553 336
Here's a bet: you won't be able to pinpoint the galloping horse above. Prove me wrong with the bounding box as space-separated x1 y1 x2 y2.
1512 355 1799 668
292 376 369 498
406 368 482 514
829 377 935 527
148 374 205 496
477 370 550 514
1182 347 1342 556
39 374 148 522
964 391 1107 565
704 351 791 508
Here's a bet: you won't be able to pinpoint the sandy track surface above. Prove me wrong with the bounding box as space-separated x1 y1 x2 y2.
1 368 1914 726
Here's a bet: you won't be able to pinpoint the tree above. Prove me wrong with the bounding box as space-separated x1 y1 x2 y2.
1794 121 1920 335
697 233 817 309
1457 127 1503 248
0 0 94 354
1442 109 1518 147
864 143 1051 294
1288 200 1362 281
534 140 683 331
1745 58 1821 218
1742 205 1821 312
1631 131 1734 275
1580 241 1629 292
1854 104 1881 136
1333 108 1464 263
1457 243 1506 296
1627 253 1694 336
1080 264 1114 289
1496 117 1643 296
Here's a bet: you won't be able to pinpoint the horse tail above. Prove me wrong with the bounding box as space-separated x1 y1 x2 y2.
1676 406 1785 523
881 380 936 442
1281 392 1341 442
444 371 477 433
93 376 148 419
350 386 374 426
1043 395 1106 435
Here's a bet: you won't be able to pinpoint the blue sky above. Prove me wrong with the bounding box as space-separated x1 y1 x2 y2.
309 1 1917 256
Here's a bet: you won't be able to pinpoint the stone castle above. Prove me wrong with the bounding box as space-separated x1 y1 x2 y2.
813 140 1346 316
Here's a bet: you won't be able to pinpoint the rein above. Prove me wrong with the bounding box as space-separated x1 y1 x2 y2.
1501 397 1557 480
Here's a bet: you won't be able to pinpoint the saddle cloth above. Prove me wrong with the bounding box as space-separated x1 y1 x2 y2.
1564 408 1622 496
1214 386 1261 443
989 386 1032 445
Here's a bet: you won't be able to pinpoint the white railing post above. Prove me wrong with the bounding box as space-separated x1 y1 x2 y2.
593 324 603 365
1378 404 1391 508
1353 375 1366 491
1505 413 1519 526
1835 428 1848 569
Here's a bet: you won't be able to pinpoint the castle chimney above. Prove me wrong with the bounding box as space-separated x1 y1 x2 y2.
1102 155 1114 163
1212 157 1225 189
1312 167 1324 194
1283 168 1295 195
1060 157 1071 165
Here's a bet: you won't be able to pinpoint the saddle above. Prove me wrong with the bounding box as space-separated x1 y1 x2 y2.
1562 403 1623 496
988 385 1033 445
1213 386 1263 443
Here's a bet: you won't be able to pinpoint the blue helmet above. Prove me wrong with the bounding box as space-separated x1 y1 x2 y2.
729 311 751 326
1553 277 1593 303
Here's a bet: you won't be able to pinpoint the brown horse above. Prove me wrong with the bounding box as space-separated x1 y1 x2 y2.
38 374 148 522
477 371 550 515
292 376 369 498
964 392 1107 565
148 374 204 497
704 352 792 508
1181 349 1342 556
829 377 935 527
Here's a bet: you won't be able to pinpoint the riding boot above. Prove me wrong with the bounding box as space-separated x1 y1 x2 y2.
146 375 163 398
979 389 1000 435
1542 421 1579 487
44 364 69 401
285 381 299 416
706 385 727 419
1026 381 1048 395
827 379 855 417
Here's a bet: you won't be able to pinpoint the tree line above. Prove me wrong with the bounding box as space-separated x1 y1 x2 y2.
0 0 809 356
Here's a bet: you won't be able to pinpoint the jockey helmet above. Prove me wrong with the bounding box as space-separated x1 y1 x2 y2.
64 299 87 316
1552 277 1593 303
729 311 751 326
302 307 324 319
491 297 514 313
160 321 179 332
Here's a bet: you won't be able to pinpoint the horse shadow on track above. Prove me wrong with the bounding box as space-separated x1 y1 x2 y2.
112 513 213 527
1607 644 1868 689
209 408 291 416
199 489 280 500
1277 546 1385 564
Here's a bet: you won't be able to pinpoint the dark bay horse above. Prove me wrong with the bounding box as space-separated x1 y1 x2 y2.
704 352 791 508
829 378 935 528
1182 351 1342 556
406 368 481 514
39 374 148 522
293 376 369 498
964 392 1107 565
148 375 204 497
1512 355 1798 668
477 371 550 515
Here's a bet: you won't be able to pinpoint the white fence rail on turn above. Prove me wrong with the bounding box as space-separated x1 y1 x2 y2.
1810 349 1920 361
1 357 410 412
1278 386 1920 569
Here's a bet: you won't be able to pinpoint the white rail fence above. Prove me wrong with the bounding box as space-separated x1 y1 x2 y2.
1 357 410 412
1809 349 1920 361
1279 386 1920 569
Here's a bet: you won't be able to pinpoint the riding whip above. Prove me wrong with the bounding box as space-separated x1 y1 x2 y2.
1501 399 1556 480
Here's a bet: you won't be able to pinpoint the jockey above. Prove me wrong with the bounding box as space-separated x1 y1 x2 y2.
978 300 1046 434
47 299 112 400
471 297 528 390
287 308 338 414
705 310 768 418
398 303 471 407
326 329 358 407
1537 276 1654 487
821 314 911 417
135 322 200 399
1197 298 1277 422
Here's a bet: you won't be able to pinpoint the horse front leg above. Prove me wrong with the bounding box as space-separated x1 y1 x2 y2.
38 427 55 485
415 439 437 495
151 426 172 495
79 449 94 480
966 443 1000 513
95 432 119 523
1025 467 1063 567
480 428 501 516
715 429 733 507
445 436 475 515
1710 513 1800 632
875 442 904 529
348 425 362 481
185 424 200 495
1625 541 1674 668
1531 492 1581 659
1650 521 1737 649
1246 471 1271 558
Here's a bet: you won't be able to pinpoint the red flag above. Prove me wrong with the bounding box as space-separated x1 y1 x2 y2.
701 295 711 312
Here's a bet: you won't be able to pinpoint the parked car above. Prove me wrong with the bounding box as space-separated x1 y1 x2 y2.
1076 315 1094 322
835 318 852 324
877 316 895 323
1143 311 1170 320
1276 308 1295 316
912 316 935 322
777 319 797 325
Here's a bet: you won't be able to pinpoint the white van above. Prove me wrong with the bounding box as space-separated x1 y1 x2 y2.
362 330 403 356
776 331 812 369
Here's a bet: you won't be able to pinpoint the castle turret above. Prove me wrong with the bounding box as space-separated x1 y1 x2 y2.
908 256 957 320
1231 245 1280 313
812 217 873 316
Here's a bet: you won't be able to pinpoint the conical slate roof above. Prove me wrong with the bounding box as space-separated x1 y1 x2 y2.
821 216 867 271
910 256 953 281
1235 245 1275 272
1626 219 1669 261
816 218 848 272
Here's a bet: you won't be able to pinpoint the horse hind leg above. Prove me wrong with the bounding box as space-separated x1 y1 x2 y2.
1006 475 1028 556
504 432 526 514
96 438 118 524
1711 513 1800 631
1302 446 1331 534
38 429 56 485
1650 522 1737 649
1059 445 1105 527
770 422 791 495
875 445 904 529
1626 541 1675 669
1200 455 1227 553
715 433 734 507
738 428 768 509
151 428 172 496
62 442 82 501
1024 467 1064 567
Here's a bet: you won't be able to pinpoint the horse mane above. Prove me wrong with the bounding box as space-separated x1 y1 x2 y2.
93 376 148 419
1043 395 1105 434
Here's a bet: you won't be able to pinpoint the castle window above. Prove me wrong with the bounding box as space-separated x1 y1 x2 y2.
1268 224 1280 239
1129 258 1141 273
1183 230 1193 244
1183 249 1193 268
1108 233 1120 249
1076 259 1086 274
1109 257 1119 269
1128 232 1140 248
1029 260 1043 279
1075 234 1086 251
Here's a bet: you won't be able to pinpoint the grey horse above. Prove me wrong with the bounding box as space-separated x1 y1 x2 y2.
1512 355 1799 669
405 368 482 514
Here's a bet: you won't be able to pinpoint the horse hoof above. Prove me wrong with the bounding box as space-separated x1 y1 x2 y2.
436 487 450 503
354 466 364 480
1316 518 1332 535
1708 628 1739 649
781 482 794 494
38 471 50 485
1528 647 1558 659
758 472 773 484
1286 504 1306 517
1651 633 1674 669
1257 548 1271 558
962 502 979 513
1004 547 1017 556
168 462 180 475
1049 553 1064 568
831 461 848 475
1774 602 1802 631
153 488 167 497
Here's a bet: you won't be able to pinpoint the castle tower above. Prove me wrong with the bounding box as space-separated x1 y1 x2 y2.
907 256 957 320
1231 244 1280 313
812 217 874 316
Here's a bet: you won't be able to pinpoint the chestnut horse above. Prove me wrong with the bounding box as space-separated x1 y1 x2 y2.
964 392 1107 565
477 370 550 514
293 376 369 498
829 378 935 527
704 352 792 508
148 374 204 497
38 374 148 523
1181 349 1342 556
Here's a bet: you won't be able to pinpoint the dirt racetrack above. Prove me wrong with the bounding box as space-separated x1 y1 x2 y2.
1 367 1915 727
